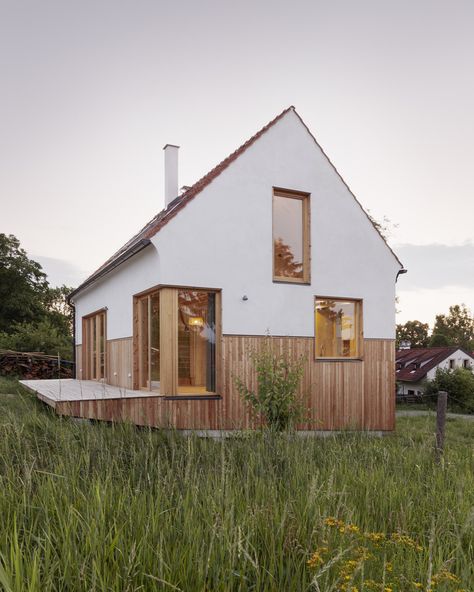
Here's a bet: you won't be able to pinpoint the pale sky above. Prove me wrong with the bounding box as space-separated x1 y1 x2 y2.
1 0 473 327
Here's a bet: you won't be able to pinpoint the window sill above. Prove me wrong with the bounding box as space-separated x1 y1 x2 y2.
273 278 311 285
314 357 363 362
163 394 222 401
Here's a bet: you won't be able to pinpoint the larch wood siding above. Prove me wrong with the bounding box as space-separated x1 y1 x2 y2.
75 345 82 380
107 338 133 390
63 337 395 431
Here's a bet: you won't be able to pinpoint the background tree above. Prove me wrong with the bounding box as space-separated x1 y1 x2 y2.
273 238 303 278
432 304 474 350
424 367 474 412
0 234 49 332
43 285 74 335
396 320 429 348
428 333 450 347
0 234 74 358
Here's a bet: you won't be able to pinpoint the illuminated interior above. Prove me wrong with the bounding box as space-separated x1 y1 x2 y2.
315 298 361 358
178 290 216 394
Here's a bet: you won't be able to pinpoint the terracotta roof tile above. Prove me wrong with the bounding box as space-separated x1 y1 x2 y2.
396 346 474 382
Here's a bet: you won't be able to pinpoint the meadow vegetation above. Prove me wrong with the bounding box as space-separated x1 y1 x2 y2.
0 377 473 591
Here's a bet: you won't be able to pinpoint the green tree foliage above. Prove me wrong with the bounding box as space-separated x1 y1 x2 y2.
0 320 72 360
0 233 49 332
43 285 74 335
396 320 430 349
432 304 474 350
429 333 450 347
424 367 474 413
234 336 306 431
0 234 74 359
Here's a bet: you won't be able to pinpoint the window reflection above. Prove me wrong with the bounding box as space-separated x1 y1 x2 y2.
315 299 361 358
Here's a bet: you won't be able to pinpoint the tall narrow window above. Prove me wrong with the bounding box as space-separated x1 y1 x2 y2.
137 292 160 391
82 310 106 380
177 290 216 395
315 298 362 359
273 188 310 283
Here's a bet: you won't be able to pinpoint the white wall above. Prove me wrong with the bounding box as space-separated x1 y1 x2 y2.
153 110 401 338
426 350 474 380
73 247 160 342
74 110 401 342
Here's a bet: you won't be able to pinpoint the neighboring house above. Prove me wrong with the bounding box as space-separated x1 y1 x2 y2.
396 346 474 399
26 106 406 432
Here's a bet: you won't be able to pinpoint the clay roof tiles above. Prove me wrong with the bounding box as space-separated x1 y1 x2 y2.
395 346 474 382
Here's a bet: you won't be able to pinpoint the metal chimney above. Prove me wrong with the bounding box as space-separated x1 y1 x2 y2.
163 144 179 207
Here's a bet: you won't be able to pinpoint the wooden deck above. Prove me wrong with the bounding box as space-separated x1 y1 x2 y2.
20 379 157 409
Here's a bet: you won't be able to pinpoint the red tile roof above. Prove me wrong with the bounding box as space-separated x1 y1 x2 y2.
396 347 474 382
70 106 403 299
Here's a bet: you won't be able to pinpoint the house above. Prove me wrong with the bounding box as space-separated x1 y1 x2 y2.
396 346 474 400
22 107 405 432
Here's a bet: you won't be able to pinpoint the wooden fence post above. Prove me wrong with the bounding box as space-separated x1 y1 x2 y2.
435 391 448 462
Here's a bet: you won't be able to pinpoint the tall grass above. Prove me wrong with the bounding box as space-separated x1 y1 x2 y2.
0 384 473 591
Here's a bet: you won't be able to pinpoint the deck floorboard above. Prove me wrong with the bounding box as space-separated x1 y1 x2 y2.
20 379 158 407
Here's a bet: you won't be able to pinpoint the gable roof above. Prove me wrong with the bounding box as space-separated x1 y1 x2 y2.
70 106 403 300
396 346 474 382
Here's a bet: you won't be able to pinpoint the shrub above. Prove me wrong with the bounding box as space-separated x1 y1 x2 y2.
0 318 72 360
234 337 306 431
424 367 474 413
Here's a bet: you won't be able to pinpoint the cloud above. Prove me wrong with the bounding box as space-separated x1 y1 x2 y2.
395 242 474 290
33 255 89 288
396 286 474 326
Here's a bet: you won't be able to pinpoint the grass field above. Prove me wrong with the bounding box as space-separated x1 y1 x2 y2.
0 377 473 591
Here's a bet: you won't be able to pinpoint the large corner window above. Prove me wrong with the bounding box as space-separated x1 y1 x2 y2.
134 287 220 396
82 310 106 380
137 291 160 391
178 290 216 395
314 297 362 359
273 188 310 283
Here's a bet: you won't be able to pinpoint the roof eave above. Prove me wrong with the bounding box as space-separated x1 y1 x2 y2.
68 239 152 303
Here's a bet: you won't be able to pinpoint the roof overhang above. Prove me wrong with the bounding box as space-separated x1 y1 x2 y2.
68 238 152 303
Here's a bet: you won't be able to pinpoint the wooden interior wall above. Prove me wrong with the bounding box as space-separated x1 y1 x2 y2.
62 336 394 431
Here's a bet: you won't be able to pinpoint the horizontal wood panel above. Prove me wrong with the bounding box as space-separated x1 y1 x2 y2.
59 337 394 431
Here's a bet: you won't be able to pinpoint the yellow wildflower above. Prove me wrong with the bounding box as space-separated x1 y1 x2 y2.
307 551 323 569
347 524 360 533
432 570 460 584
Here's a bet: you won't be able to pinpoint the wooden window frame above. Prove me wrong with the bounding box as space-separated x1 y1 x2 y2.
272 187 311 284
133 285 222 397
82 308 107 380
314 296 363 361
133 289 161 392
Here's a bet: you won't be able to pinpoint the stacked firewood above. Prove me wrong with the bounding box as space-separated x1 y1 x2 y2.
0 350 74 379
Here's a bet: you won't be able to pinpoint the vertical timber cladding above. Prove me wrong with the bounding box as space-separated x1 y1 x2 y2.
159 288 178 395
107 338 133 389
222 336 395 431
70 334 393 431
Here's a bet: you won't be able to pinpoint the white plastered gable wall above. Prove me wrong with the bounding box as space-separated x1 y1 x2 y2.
152 109 401 338
74 108 402 342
